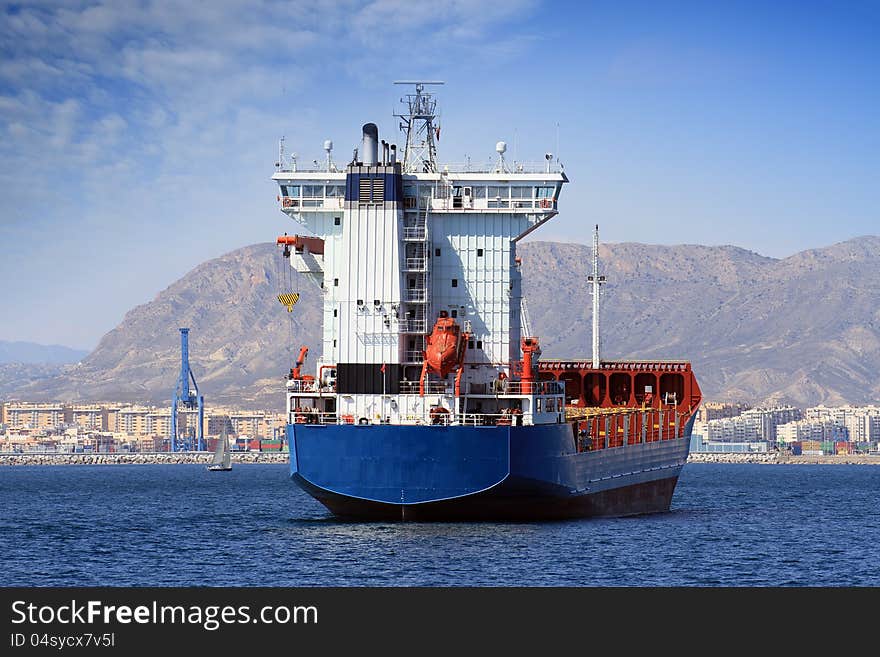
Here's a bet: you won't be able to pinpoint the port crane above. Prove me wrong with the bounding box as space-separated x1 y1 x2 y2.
170 328 205 451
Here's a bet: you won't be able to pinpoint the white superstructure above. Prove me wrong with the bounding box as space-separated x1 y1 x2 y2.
272 84 568 427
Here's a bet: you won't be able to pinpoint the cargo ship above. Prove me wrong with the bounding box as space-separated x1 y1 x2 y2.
271 82 702 520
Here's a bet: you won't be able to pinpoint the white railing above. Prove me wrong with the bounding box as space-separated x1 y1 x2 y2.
280 197 345 210
399 320 427 333
438 161 564 174
287 379 318 392
430 198 556 211
403 350 424 363
489 380 565 395
404 289 427 303
398 381 449 395
284 409 567 428
287 379 336 393
404 257 427 271
402 226 427 240
290 411 338 425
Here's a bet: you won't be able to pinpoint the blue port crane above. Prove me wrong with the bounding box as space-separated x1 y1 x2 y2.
171 328 204 451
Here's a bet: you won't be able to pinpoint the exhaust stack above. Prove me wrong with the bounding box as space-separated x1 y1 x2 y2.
361 123 379 165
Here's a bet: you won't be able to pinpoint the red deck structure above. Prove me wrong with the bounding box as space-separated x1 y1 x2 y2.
539 359 703 452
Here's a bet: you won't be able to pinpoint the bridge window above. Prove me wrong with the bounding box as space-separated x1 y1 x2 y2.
536 186 555 199
281 185 300 197
488 185 508 199
302 185 323 197
510 186 531 199
472 186 486 199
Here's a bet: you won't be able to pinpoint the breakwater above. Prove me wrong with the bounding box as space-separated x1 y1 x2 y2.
2 451 878 466
686 452 880 465
0 452 288 466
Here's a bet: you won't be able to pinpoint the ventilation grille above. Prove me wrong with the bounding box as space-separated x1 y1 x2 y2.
358 177 385 204
359 178 372 203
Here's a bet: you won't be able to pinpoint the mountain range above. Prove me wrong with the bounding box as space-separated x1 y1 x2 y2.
4 237 880 410
0 341 88 365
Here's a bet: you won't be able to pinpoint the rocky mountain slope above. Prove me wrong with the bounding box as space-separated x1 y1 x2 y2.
6 237 880 409
521 237 880 407
9 243 322 410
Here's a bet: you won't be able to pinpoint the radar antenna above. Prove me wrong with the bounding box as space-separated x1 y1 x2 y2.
393 80 444 173
276 136 284 170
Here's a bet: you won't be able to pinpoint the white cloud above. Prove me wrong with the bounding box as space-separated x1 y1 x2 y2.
0 0 541 346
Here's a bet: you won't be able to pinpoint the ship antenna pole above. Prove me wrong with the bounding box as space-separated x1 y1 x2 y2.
393 80 444 173
588 225 606 369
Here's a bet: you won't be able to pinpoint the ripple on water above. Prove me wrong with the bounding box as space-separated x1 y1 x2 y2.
2 463 879 586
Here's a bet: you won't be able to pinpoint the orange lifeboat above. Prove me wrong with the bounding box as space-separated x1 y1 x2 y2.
419 311 470 396
424 311 464 377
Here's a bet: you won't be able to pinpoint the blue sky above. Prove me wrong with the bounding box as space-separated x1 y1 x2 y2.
1 0 877 349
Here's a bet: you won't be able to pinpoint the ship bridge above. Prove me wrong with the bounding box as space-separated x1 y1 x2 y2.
272 169 566 219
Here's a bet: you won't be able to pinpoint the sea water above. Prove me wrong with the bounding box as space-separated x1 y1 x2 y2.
1 463 877 586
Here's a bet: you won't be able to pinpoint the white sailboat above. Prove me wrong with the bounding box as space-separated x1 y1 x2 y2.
207 426 232 472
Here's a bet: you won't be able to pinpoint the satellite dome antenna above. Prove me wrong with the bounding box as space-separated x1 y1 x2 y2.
495 140 509 173
324 139 334 171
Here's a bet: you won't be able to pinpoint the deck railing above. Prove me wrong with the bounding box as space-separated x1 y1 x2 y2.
286 410 560 428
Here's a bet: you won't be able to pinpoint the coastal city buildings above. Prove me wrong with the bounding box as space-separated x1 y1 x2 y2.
803 405 880 443
692 403 880 454
0 401 285 453
776 406 880 454
696 401 751 423
696 406 801 444
4 399 879 455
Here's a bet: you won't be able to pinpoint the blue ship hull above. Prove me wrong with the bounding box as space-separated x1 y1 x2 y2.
287 414 697 520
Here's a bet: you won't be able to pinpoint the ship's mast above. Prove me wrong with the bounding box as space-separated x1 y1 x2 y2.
587 225 606 369
393 80 444 173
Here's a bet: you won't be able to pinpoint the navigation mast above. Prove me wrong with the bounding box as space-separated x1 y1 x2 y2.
393 80 444 173
587 225 606 369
